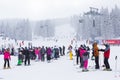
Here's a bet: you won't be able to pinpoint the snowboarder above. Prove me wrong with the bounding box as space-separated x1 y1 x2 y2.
17 51 23 66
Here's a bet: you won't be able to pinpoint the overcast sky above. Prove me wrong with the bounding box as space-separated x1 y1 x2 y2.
0 0 119 20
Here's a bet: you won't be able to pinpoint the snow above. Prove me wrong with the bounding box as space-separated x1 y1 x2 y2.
55 24 75 38
0 36 120 80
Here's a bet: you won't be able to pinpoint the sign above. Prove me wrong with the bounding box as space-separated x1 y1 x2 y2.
102 40 120 45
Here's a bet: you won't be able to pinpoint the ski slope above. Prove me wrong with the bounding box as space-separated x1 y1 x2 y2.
0 24 120 80
0 45 120 80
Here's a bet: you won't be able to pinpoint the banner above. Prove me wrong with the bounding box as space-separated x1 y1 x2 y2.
102 40 120 45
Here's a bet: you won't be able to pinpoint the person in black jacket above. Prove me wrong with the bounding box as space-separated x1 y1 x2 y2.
54 46 59 59
17 51 23 66
24 47 30 66
63 46 65 55
59 47 62 56
11 47 14 55
75 47 80 65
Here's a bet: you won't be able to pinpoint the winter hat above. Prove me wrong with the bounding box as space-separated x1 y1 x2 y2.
80 45 83 48
104 43 109 47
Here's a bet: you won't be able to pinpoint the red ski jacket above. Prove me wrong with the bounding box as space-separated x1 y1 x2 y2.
104 46 110 58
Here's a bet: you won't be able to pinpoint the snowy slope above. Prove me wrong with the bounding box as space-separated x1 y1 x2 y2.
0 24 120 80
0 45 120 80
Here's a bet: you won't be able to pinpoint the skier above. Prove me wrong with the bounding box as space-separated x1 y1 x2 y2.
101 43 112 71
51 47 54 59
3 48 11 69
38 47 41 60
79 45 84 68
11 47 14 55
2 47 5 54
40 46 46 61
93 42 100 69
91 44 95 60
24 47 30 66
54 46 59 59
46 47 52 63
82 47 89 72
32 48 36 60
35 47 40 61
59 47 63 56
29 48 34 60
69 50 73 60
0 49 2 54
75 47 79 65
68 45 73 60
63 45 65 55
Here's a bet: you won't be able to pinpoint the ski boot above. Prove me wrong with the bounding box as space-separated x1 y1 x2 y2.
103 68 112 71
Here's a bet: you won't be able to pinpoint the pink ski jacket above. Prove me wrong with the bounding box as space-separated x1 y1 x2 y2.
4 51 11 59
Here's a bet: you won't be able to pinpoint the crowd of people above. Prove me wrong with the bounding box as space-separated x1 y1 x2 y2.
74 42 112 72
1 42 112 72
0 45 66 69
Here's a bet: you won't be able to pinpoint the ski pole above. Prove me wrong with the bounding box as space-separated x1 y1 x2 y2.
115 56 117 72
114 56 118 78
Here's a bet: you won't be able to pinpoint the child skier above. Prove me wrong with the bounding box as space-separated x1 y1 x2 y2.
3 48 11 69
80 45 89 72
17 51 23 66
79 45 84 68
69 50 73 60
68 45 73 60
82 50 89 72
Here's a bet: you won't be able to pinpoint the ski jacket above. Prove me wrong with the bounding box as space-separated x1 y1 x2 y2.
46 48 52 55
93 43 99 57
104 45 110 58
35 49 39 55
54 48 59 53
79 48 86 58
41 47 45 54
24 49 30 57
4 51 11 59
